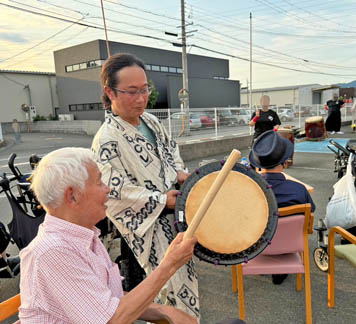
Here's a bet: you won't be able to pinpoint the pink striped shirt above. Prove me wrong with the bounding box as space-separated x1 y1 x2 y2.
19 214 123 324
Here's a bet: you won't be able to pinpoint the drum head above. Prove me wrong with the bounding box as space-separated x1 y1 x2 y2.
175 162 278 265
306 116 323 123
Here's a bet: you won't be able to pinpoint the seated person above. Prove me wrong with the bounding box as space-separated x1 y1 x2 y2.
19 147 198 324
249 131 315 285
249 130 315 212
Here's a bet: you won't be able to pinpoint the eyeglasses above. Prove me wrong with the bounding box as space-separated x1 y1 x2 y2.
112 86 152 97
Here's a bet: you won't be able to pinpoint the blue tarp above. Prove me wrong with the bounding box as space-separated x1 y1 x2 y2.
295 138 349 154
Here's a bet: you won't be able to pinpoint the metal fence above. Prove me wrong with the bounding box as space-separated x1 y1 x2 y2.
147 101 356 141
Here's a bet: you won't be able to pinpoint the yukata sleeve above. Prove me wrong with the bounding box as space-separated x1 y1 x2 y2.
159 119 185 172
98 158 167 238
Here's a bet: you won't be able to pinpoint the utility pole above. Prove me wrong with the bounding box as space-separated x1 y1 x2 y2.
246 78 249 108
100 0 111 57
181 0 190 109
249 12 252 112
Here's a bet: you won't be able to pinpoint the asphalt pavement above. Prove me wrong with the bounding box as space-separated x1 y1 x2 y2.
1 126 356 324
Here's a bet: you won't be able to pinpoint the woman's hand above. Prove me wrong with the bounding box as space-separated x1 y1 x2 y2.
255 106 260 117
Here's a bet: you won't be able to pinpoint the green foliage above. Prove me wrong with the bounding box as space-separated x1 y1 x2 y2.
48 114 59 120
147 80 159 109
32 114 59 122
32 115 47 122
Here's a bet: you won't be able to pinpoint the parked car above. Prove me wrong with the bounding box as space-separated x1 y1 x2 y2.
278 109 294 122
170 112 202 129
205 109 236 126
196 112 219 127
234 109 251 125
294 106 312 117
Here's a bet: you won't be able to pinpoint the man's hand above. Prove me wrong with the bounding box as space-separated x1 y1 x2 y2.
166 190 179 209
177 170 190 185
162 232 197 271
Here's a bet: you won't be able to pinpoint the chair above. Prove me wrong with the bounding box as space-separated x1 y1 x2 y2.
231 204 314 324
0 293 21 322
328 226 356 308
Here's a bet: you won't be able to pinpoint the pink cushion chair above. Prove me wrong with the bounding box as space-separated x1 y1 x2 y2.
231 204 314 324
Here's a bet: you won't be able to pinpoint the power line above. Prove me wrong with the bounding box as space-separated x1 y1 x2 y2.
191 44 356 77
0 17 82 63
0 3 177 48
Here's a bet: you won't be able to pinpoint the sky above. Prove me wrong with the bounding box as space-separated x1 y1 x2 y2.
1 0 356 90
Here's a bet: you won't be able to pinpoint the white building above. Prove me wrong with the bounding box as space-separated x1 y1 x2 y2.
241 84 340 107
0 69 58 123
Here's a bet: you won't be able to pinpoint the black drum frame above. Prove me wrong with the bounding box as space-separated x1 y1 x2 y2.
175 161 279 265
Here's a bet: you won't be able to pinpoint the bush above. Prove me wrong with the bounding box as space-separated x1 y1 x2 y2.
32 115 47 122
48 114 59 120
147 80 159 109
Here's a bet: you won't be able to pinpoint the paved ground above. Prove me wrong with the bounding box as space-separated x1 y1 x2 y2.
1 126 356 323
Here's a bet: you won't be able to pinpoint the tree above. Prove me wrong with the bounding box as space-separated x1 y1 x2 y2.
147 80 159 109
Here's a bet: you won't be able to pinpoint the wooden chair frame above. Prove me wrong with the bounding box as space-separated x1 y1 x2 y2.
0 293 168 324
0 293 21 322
231 204 314 324
327 226 356 308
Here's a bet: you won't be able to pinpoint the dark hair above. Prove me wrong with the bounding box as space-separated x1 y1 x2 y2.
101 53 146 109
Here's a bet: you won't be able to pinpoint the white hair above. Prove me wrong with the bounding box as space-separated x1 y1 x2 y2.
30 147 94 208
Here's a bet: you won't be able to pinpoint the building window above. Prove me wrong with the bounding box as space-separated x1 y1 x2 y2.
145 64 151 71
169 67 177 73
69 102 102 111
177 67 183 74
65 59 104 73
151 65 160 71
160 66 169 72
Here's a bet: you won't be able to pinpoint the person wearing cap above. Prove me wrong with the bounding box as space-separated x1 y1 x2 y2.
249 95 281 141
249 130 315 212
249 130 316 285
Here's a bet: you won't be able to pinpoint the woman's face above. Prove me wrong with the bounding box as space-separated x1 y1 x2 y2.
106 65 149 124
260 95 270 110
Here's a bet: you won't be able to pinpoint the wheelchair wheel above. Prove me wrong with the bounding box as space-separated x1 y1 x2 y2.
313 247 328 272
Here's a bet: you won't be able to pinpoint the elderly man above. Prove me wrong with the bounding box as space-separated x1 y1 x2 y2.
18 147 197 324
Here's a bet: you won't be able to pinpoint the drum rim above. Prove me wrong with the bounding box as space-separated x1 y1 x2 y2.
175 161 279 265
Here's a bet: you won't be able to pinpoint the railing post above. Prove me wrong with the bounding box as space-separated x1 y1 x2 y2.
214 108 218 139
168 108 172 138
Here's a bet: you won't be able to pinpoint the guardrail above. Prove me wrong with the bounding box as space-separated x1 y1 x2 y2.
148 103 355 141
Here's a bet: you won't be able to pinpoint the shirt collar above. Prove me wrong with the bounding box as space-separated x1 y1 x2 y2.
261 172 286 180
42 214 101 248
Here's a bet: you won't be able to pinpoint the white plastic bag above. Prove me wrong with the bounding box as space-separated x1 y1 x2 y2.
325 154 356 229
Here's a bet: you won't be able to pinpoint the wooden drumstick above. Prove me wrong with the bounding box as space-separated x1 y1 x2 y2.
183 149 241 240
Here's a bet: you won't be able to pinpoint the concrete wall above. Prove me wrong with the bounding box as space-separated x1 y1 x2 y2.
1 120 102 136
241 88 298 107
53 40 237 117
0 71 58 123
179 134 252 161
167 76 240 108
99 40 229 79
